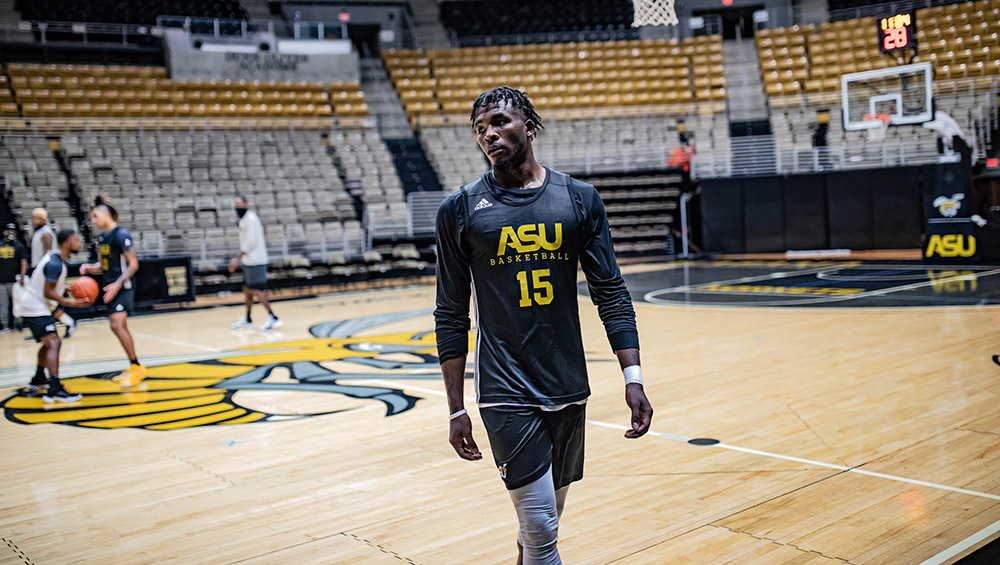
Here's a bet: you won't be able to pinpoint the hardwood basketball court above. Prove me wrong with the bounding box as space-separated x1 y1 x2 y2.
2 259 999 564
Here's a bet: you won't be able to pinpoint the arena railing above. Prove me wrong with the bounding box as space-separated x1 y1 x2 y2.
156 14 417 48
0 18 159 46
695 133 952 179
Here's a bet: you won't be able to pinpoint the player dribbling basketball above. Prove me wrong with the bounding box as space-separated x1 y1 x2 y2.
13 229 91 402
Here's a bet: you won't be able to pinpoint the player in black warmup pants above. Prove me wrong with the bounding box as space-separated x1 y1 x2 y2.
434 87 653 564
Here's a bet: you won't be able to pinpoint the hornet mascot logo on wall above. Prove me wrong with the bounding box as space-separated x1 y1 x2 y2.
1 309 469 431
933 193 964 217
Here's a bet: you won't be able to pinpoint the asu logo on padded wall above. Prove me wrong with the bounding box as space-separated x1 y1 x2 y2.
1 309 463 431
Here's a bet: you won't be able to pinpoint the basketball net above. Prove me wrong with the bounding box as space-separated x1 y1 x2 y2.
861 113 892 141
632 0 679 26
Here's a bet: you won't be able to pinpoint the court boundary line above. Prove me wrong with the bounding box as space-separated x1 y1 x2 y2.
362 380 1000 503
643 268 1000 308
918 518 1000 565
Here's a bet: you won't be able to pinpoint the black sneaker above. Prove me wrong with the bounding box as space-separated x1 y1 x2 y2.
64 321 78 338
21 373 47 395
19 384 45 396
43 387 82 404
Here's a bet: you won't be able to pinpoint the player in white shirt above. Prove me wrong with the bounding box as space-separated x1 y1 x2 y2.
228 196 281 331
13 229 93 402
29 207 77 337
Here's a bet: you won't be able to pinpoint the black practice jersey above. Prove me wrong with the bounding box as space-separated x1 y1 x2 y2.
435 168 638 406
0 240 27 283
97 226 134 289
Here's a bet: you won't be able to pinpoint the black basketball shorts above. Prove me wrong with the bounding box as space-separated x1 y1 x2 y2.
23 315 58 342
106 288 134 315
480 403 586 491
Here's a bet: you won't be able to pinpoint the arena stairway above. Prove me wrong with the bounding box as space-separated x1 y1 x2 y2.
384 138 443 194
722 38 769 121
359 50 414 138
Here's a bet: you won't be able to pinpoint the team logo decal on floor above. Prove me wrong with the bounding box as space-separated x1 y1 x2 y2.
1 309 457 430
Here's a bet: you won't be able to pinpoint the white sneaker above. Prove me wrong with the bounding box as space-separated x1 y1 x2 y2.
260 317 282 331
231 318 254 330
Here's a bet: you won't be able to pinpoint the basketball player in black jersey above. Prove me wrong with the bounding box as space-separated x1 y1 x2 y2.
80 197 146 387
435 87 653 564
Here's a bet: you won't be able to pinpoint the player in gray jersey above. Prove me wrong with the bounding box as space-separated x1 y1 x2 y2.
435 87 653 564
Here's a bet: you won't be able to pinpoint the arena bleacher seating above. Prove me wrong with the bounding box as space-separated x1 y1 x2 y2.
752 0 1000 173
3 64 368 119
384 36 726 121
758 0 1000 101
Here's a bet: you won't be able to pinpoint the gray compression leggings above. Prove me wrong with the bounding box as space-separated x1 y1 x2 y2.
510 465 569 565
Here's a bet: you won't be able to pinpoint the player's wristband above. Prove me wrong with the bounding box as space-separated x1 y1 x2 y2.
623 365 643 386
449 408 467 420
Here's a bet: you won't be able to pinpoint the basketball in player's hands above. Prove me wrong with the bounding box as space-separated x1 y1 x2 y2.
71 277 100 303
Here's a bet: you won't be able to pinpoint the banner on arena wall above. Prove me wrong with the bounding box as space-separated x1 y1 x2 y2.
165 29 359 82
922 162 979 263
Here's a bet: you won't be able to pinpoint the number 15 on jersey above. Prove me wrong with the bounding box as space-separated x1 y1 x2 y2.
516 269 553 307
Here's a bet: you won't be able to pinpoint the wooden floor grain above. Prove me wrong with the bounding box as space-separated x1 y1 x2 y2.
1 277 998 564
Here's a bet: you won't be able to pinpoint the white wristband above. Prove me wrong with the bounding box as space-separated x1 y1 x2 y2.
623 365 643 386
449 408 467 420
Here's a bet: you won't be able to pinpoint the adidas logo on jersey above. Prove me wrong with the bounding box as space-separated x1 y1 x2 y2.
474 198 493 211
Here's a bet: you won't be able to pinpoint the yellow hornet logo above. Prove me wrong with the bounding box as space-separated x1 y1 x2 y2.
932 193 964 218
2 310 466 431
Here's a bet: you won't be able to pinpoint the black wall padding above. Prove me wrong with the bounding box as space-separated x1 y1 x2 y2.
870 167 922 249
827 171 874 249
783 175 828 250
742 177 786 252
699 178 745 253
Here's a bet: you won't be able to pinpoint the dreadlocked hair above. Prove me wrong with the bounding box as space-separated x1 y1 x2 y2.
470 86 543 131
93 194 119 222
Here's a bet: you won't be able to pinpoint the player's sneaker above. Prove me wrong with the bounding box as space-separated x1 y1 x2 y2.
260 317 282 331
119 364 147 388
20 373 47 395
43 385 82 404
231 318 254 330
20 383 44 395
64 320 78 338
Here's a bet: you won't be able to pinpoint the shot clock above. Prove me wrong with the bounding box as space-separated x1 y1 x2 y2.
878 12 916 54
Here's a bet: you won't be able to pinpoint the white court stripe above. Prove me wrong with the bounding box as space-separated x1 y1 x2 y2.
131 331 222 352
364 379 1000 502
919 518 1000 565
716 443 1000 501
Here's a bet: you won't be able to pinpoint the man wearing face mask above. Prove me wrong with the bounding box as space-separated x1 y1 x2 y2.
228 195 281 331
0 224 29 332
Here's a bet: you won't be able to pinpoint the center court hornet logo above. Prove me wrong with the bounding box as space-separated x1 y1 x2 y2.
1 309 464 431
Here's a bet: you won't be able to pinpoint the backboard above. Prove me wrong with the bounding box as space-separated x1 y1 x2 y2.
841 62 933 131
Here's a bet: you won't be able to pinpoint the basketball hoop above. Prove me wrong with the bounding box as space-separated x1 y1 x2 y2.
632 0 679 26
860 113 892 141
